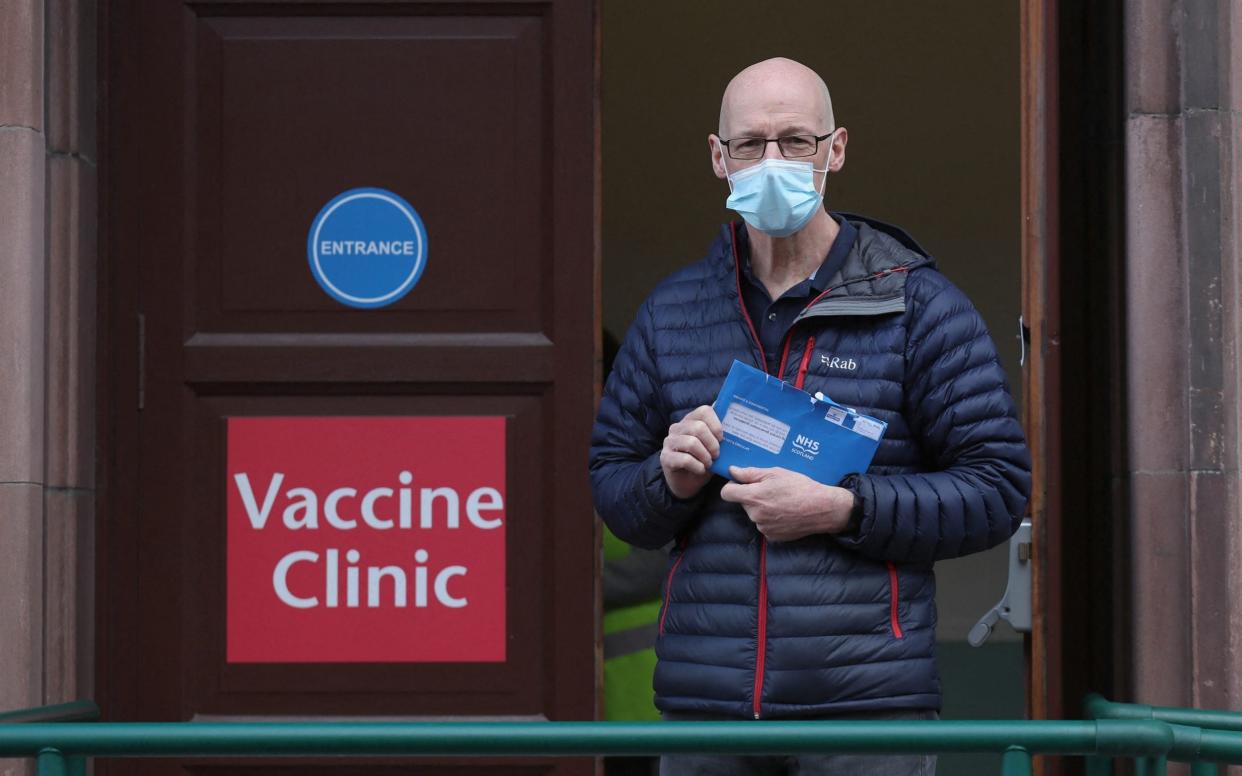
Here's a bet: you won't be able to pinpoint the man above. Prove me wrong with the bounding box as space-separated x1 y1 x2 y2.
589 57 1031 775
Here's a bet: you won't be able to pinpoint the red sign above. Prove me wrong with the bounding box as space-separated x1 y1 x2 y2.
226 416 506 663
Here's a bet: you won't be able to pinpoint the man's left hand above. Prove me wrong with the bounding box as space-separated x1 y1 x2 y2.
719 466 856 542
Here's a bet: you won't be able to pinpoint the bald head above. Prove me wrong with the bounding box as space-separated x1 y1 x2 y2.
718 57 834 138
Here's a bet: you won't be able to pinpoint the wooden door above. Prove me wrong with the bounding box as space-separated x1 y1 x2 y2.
1020 0 1061 743
98 1 598 773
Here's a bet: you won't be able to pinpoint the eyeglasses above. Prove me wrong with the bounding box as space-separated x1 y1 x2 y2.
720 132 835 160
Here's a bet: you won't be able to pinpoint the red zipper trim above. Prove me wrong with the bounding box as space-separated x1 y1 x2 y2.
752 540 769 718
734 236 907 716
658 551 687 636
777 336 794 380
794 335 816 389
730 221 769 370
734 227 841 719
745 329 798 720
887 561 905 639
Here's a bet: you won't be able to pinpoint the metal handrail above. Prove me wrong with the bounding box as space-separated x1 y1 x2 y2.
0 702 100 725
0 719 1177 757
2 698 1242 776
0 702 99 776
1088 693 1242 733
1085 693 1242 776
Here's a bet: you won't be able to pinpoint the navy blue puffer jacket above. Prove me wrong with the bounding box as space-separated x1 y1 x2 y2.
589 216 1031 719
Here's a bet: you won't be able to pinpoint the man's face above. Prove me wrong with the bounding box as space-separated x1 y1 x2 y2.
708 64 846 189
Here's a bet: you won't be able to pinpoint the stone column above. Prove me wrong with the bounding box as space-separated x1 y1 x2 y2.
0 0 97 772
0 0 50 748
44 0 98 714
1124 0 1242 715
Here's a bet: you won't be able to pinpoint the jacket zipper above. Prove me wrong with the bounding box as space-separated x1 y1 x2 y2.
887 561 905 638
752 539 769 719
751 338 798 718
728 225 914 715
729 224 826 719
795 335 816 389
748 338 815 715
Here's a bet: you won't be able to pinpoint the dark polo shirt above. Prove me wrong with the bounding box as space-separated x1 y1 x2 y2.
737 213 859 374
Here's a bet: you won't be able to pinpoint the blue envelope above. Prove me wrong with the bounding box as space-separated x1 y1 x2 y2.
709 360 886 486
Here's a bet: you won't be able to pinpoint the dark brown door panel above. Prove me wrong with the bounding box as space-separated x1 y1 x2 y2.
99 1 596 773
190 14 548 332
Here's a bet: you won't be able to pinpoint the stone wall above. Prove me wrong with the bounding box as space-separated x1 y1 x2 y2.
0 0 97 772
1124 0 1242 713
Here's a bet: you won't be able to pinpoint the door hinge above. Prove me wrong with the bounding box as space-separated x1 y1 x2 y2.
137 312 145 411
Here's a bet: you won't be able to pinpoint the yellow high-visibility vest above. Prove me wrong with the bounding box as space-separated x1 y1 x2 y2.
602 527 662 721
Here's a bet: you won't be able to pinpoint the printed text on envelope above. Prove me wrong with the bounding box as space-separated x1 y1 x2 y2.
722 403 791 455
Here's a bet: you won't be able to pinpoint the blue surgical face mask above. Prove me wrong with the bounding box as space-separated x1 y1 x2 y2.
722 139 834 237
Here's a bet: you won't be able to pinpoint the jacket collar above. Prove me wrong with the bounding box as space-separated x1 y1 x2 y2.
715 215 936 321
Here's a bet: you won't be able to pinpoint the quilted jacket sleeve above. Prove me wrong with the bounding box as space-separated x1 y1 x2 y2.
835 272 1032 563
589 299 705 549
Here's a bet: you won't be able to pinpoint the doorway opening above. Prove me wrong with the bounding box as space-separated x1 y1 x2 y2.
601 3 1027 772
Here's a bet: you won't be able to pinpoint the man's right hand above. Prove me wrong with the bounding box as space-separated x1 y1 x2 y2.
660 405 724 499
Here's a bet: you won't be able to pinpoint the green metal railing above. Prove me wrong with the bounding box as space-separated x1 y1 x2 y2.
0 701 99 726
4 697 1242 775
1085 693 1242 776
0 701 98 776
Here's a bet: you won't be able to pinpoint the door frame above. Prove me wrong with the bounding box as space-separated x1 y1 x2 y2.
1023 0 1129 754
1020 0 1061 729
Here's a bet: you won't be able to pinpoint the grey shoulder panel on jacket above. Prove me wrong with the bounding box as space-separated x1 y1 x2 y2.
796 222 937 320
834 222 935 290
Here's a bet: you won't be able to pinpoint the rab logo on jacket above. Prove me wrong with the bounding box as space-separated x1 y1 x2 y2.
821 355 858 371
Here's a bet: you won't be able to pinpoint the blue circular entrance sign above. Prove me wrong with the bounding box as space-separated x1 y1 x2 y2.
307 187 428 309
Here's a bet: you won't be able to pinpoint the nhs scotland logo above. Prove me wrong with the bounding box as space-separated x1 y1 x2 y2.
791 434 821 461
